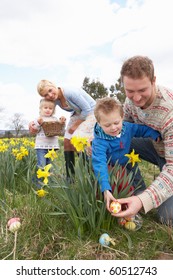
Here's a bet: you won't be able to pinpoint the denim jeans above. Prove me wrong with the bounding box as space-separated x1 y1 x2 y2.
36 149 51 168
130 138 173 225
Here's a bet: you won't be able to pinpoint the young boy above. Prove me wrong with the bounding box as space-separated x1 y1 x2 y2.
92 97 161 212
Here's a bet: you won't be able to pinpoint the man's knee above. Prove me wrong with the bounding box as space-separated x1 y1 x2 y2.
157 196 173 226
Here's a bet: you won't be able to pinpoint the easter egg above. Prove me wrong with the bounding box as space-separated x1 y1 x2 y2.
9 221 21 233
133 213 143 230
124 221 136 231
99 233 110 246
7 217 20 227
118 214 143 231
8 217 21 233
110 201 121 214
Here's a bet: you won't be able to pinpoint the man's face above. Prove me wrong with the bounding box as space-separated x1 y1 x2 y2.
123 76 156 109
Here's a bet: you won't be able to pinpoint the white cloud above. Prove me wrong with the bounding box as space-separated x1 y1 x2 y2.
0 0 173 129
0 0 119 67
0 82 39 127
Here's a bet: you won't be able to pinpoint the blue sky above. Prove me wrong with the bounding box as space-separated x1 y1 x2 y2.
0 0 173 130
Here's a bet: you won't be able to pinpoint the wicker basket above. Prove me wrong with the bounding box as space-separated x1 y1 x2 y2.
41 121 65 137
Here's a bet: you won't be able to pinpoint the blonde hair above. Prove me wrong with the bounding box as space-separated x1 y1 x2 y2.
39 99 56 116
37 79 57 96
94 97 123 123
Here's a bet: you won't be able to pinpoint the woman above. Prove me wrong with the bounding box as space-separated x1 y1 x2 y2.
29 79 96 180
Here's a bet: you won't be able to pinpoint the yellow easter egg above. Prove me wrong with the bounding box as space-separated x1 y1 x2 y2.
110 201 121 214
124 221 136 231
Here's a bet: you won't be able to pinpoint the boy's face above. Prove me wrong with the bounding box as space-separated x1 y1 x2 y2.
98 110 123 137
41 103 54 117
123 76 156 109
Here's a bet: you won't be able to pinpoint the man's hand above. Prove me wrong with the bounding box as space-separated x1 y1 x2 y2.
111 196 143 218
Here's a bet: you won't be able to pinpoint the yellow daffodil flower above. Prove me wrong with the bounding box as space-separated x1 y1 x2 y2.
70 136 90 152
12 148 19 156
20 146 28 156
45 149 58 161
0 144 9 152
36 189 48 197
125 149 141 167
37 164 52 185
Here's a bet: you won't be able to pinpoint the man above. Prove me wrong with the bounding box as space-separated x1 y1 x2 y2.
114 55 173 225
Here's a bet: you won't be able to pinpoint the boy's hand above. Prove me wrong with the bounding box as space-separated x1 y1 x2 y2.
59 116 66 125
37 118 43 125
29 121 38 134
104 190 117 213
156 136 161 143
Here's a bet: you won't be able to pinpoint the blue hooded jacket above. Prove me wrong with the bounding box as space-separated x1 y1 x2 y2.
92 121 161 193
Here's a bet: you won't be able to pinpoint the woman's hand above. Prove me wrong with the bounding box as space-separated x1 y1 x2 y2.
68 119 84 134
111 196 143 218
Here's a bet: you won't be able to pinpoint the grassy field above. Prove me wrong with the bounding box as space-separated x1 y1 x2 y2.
0 137 173 260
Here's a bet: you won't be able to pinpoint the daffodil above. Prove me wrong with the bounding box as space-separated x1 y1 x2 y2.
20 146 28 156
44 148 58 161
125 149 141 167
71 136 90 152
36 189 48 197
0 144 9 152
12 148 19 156
37 163 52 185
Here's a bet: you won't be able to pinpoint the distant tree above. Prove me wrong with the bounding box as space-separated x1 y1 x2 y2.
109 85 115 95
82 77 108 100
110 78 126 104
5 130 14 138
8 113 26 137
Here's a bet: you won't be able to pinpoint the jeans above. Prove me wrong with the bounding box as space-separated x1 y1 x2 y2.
130 138 173 226
36 149 51 168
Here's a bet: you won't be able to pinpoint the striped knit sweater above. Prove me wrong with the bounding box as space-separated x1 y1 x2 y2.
123 85 173 213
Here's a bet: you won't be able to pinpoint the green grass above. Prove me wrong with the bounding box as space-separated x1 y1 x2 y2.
0 143 173 260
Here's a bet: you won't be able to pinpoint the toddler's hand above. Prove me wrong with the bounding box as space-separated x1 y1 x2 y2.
37 118 43 125
59 116 66 125
156 136 161 143
29 121 38 134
